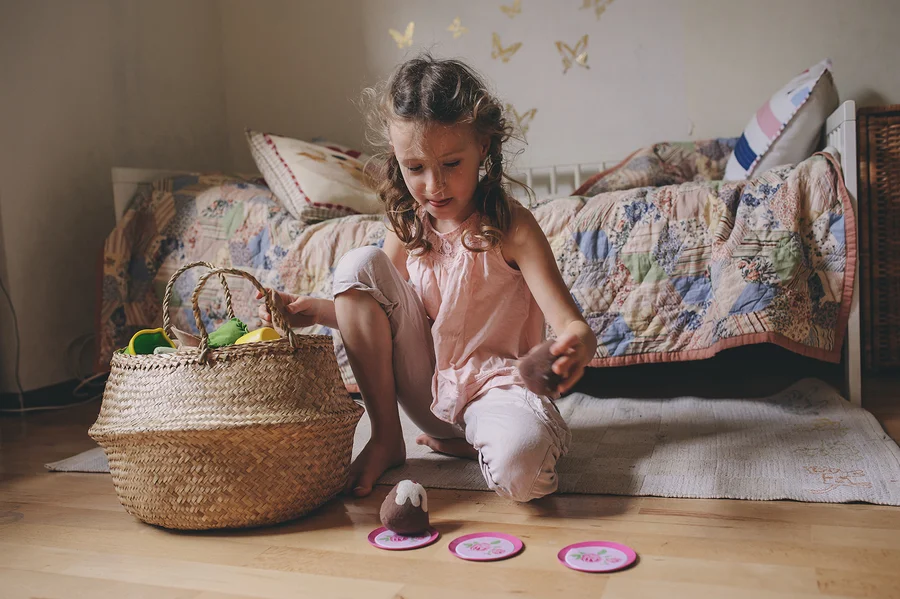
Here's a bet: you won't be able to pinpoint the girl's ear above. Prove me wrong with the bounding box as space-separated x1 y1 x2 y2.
479 135 490 161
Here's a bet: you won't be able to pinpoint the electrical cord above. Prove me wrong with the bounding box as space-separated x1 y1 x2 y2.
0 268 25 412
0 271 104 414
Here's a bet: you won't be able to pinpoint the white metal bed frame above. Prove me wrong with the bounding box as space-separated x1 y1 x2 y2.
111 101 862 405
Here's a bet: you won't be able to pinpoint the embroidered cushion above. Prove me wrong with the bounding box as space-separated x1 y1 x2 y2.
247 130 381 223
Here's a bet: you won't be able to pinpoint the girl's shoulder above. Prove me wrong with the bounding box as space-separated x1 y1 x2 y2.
502 202 542 246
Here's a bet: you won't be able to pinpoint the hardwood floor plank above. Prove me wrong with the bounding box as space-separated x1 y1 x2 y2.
811 524 900 550
392 585 571 599
245 544 596 596
604 531 900 573
601 578 857 599
816 568 900 599
0 567 202 599
2 523 270 566
637 498 900 530
0 473 122 511
611 555 820 594
0 543 403 599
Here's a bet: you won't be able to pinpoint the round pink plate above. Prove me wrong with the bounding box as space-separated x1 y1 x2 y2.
448 532 524 561
367 527 440 551
557 541 637 573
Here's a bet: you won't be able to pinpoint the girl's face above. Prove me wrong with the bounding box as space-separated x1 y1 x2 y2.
389 120 488 225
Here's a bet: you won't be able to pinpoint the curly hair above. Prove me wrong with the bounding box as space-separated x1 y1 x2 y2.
361 54 527 255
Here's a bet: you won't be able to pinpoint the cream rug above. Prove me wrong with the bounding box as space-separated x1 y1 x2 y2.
49 378 900 505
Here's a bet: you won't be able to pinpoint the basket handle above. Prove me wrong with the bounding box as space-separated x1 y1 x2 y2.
192 267 300 361
162 261 235 335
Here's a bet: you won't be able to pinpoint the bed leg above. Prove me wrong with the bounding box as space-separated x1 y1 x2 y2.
844 266 863 406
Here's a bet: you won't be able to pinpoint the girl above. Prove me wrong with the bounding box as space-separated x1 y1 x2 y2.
260 55 597 502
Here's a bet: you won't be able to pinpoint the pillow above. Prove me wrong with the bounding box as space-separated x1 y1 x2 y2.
724 59 838 181
246 130 382 223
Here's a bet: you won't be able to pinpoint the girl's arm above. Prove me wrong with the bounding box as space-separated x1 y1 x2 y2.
502 205 598 394
257 290 339 330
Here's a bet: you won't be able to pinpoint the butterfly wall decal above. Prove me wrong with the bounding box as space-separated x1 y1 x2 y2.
580 0 615 20
555 34 589 74
388 21 414 49
500 0 522 18
491 33 522 63
506 104 537 137
446 17 468 39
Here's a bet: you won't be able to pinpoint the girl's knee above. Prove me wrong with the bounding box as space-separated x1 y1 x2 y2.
481 437 563 503
334 246 389 288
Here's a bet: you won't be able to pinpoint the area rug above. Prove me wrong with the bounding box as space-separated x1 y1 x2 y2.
48 378 900 505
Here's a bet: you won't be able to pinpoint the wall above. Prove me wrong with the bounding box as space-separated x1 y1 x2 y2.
682 0 900 139
220 0 900 172
0 0 229 391
220 0 375 173
221 0 690 171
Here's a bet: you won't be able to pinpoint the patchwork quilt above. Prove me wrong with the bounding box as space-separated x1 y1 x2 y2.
97 138 855 391
558 151 854 367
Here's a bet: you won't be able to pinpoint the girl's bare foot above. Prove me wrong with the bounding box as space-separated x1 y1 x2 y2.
415 434 478 459
345 437 406 497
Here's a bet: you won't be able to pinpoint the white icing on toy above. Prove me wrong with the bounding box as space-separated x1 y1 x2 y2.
394 480 428 512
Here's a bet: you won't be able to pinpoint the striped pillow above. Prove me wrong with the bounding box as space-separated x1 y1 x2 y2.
725 59 838 181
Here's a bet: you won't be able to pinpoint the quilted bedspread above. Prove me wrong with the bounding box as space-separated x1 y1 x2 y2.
97 138 855 390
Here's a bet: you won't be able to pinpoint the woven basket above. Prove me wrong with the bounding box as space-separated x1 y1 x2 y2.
858 105 900 371
89 262 363 530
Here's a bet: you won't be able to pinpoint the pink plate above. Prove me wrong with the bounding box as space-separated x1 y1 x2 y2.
367 527 440 551
557 541 637 573
448 532 524 561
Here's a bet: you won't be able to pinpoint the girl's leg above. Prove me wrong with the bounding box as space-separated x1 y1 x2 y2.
459 386 571 502
334 287 406 496
333 246 461 497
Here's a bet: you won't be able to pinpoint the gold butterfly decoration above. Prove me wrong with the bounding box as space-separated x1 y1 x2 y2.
580 0 614 20
506 104 537 137
388 21 414 49
491 33 522 63
500 0 522 18
447 17 468 39
555 34 589 74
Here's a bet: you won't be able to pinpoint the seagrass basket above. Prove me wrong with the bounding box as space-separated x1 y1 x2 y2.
89 262 363 530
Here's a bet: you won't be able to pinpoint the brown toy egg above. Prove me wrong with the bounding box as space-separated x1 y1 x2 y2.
519 339 563 395
379 480 429 535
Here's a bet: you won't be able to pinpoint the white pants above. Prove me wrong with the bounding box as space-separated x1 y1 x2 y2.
333 246 571 502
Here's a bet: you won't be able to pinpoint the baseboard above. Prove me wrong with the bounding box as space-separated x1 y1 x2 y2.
0 379 84 412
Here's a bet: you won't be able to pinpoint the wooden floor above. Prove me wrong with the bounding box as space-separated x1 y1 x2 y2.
2 361 900 599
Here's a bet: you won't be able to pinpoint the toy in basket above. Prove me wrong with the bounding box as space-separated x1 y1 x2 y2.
89 261 364 530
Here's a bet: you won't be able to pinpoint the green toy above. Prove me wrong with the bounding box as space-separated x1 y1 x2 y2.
127 328 176 355
207 317 249 348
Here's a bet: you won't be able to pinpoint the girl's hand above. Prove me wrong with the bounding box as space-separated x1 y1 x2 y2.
256 289 320 329
549 328 596 395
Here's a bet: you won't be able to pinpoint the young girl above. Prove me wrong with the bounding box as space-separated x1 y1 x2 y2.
260 55 597 502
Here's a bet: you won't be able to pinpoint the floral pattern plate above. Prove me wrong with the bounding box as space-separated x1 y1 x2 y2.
557 541 637 572
448 532 524 561
367 527 440 551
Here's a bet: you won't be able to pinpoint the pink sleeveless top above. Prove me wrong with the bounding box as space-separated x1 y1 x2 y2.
406 210 545 423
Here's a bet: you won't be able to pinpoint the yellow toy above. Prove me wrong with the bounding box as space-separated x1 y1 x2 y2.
234 327 280 345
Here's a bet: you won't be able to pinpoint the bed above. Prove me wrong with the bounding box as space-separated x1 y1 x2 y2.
101 100 861 405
